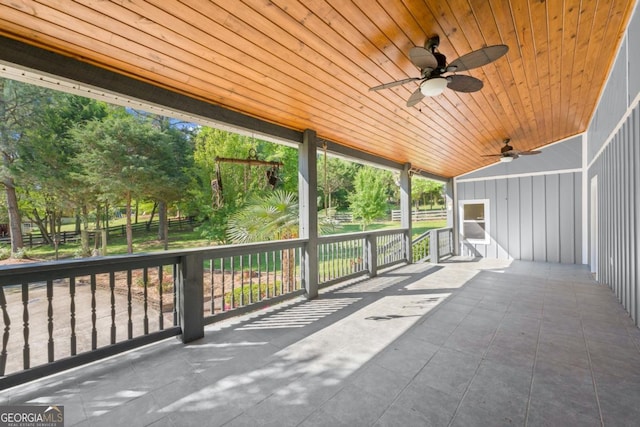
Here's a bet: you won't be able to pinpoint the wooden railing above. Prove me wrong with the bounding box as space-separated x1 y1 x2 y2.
317 229 409 286
411 227 454 263
0 228 414 388
412 231 431 263
0 239 310 388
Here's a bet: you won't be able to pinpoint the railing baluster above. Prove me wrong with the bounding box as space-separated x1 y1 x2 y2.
127 270 133 339
158 266 164 330
317 245 321 283
209 258 215 314
47 280 54 362
279 250 284 293
143 267 149 335
340 241 344 277
22 283 29 370
221 257 226 311
331 242 335 280
91 275 97 350
0 286 10 375
257 253 262 301
230 257 235 309
109 272 116 345
69 277 76 356
172 264 178 326
264 252 269 299
274 250 278 295
249 253 254 304
240 255 244 307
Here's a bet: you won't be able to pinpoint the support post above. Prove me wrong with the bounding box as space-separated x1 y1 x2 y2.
400 163 412 263
299 129 319 299
176 252 204 343
367 234 378 277
430 229 440 264
446 178 459 256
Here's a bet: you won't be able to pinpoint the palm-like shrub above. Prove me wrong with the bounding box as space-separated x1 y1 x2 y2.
226 190 299 243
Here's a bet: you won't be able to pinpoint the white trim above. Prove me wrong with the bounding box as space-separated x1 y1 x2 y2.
590 175 599 277
456 168 582 183
459 199 490 245
582 133 589 264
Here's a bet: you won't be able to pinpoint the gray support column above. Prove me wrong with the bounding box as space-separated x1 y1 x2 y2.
399 163 412 262
176 252 204 343
299 129 319 299
367 234 378 277
446 178 459 255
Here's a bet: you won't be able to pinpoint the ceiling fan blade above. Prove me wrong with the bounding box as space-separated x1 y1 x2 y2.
447 45 509 72
406 87 425 107
518 150 542 155
481 154 503 157
447 74 483 93
369 77 421 91
409 46 438 70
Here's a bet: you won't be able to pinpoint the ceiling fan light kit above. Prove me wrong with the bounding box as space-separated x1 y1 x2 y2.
369 34 509 107
420 77 448 96
499 156 514 163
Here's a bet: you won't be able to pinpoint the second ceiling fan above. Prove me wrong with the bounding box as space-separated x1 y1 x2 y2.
369 35 508 107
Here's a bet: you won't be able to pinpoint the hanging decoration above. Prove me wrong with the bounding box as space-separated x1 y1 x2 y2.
213 149 284 207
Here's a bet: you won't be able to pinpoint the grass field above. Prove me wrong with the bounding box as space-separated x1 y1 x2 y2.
16 219 447 261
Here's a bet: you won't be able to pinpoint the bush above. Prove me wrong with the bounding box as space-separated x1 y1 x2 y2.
224 280 285 308
0 245 10 260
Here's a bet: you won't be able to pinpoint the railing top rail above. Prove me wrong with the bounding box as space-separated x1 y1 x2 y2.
196 238 307 258
318 228 408 244
411 227 453 244
436 227 453 235
0 238 308 286
412 231 430 244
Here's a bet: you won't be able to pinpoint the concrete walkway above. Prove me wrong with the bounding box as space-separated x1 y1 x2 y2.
2 259 639 426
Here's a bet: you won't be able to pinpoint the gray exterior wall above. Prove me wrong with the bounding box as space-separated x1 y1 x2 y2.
457 166 582 264
587 4 640 325
461 135 583 179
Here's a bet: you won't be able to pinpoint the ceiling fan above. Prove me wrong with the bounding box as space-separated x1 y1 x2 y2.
369 35 508 107
482 138 541 163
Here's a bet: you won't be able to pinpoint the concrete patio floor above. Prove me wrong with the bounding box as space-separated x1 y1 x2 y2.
2 258 640 426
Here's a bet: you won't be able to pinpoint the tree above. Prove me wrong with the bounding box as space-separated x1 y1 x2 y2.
189 128 296 242
411 178 444 209
144 115 193 249
0 79 52 254
349 167 388 230
71 107 174 254
14 92 107 247
318 156 357 213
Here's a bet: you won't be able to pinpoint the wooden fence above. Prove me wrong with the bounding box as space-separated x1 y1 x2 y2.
391 209 447 221
0 217 196 248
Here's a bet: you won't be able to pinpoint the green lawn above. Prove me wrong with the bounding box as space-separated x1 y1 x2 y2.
331 220 446 236
19 219 447 261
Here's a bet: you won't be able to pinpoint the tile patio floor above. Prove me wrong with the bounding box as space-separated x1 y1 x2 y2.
2 258 640 426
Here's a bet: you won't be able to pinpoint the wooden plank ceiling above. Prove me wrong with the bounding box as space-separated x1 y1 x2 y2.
0 0 635 178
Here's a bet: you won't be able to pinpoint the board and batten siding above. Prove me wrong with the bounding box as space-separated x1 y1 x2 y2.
589 103 639 325
456 171 582 264
586 3 640 326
